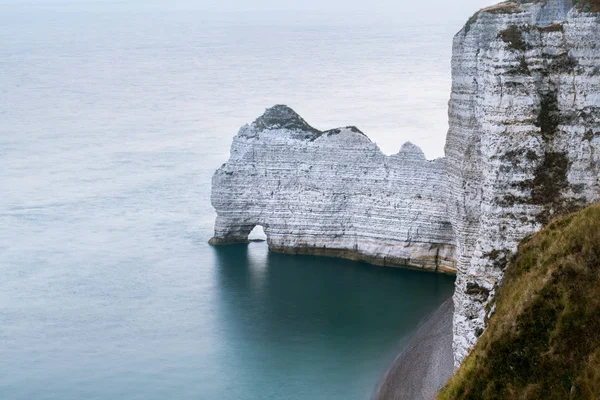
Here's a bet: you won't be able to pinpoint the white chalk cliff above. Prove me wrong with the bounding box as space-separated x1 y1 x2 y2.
210 0 600 369
210 105 456 274
448 0 600 365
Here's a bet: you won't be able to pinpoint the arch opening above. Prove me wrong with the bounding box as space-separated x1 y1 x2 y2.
248 225 267 242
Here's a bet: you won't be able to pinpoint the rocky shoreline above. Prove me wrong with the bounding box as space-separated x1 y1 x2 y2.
268 245 456 275
374 298 454 400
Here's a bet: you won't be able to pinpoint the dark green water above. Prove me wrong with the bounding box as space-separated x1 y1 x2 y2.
1 237 453 400
212 244 455 399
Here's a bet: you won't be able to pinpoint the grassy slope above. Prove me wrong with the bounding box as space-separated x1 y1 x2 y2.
439 205 600 400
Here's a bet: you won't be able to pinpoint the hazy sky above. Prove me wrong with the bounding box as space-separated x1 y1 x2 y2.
179 0 494 12
3 0 495 16
2 0 496 158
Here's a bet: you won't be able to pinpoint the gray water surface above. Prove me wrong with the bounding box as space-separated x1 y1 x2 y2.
0 5 463 399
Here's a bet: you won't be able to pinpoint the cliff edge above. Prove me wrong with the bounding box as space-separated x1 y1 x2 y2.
447 0 600 365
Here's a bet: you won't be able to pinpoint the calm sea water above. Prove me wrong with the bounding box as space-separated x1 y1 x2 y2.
0 4 466 399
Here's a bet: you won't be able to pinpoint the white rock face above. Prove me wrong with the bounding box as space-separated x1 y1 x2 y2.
447 0 600 365
210 105 456 274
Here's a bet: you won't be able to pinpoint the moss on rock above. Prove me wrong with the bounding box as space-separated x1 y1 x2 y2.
252 105 321 135
499 25 527 51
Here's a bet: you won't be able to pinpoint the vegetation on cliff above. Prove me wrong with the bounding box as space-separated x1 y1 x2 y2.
439 205 600 399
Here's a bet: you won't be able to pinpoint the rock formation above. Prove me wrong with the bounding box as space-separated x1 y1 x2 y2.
210 105 456 274
210 0 600 370
447 0 600 365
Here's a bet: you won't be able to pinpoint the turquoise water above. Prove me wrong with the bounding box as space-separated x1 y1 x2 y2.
1 240 453 400
0 4 465 399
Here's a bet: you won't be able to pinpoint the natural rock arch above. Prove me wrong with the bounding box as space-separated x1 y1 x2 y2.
209 105 456 274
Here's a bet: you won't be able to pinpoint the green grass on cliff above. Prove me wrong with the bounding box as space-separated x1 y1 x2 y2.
438 205 600 400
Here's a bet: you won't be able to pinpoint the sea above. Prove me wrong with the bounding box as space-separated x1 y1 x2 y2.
0 2 481 399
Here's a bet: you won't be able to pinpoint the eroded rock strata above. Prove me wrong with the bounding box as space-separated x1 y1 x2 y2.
210 105 456 274
210 0 600 372
448 0 600 365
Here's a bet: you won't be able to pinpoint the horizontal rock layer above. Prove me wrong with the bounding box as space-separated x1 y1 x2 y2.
210 105 456 274
447 0 600 365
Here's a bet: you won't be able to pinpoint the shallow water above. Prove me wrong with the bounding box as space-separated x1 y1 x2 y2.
0 4 465 399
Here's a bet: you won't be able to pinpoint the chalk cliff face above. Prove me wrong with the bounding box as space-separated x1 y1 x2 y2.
447 0 600 365
210 105 456 274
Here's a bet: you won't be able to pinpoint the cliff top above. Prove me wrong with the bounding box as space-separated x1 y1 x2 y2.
249 105 374 143
251 105 321 135
323 126 367 137
397 141 426 159
460 0 600 34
